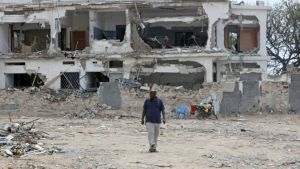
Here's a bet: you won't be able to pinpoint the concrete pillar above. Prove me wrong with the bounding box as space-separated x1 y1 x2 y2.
124 9 132 42
216 20 226 49
80 70 86 90
203 2 229 50
48 11 57 54
48 9 66 54
123 58 136 79
89 11 96 46
257 15 267 57
206 18 218 49
0 24 10 54
195 58 213 83
205 60 214 83
0 62 6 88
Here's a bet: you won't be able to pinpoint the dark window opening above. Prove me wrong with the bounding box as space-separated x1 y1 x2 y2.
5 62 25 66
63 61 75 65
116 25 126 42
141 25 208 49
60 10 90 51
109 61 123 68
5 73 44 88
10 24 50 53
213 62 217 82
61 72 80 89
225 25 240 51
85 72 109 89
175 32 193 47
58 28 66 50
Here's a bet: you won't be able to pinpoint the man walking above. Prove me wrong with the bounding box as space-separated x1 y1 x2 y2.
141 90 166 152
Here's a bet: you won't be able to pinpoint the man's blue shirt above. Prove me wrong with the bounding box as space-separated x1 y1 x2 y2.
144 98 165 123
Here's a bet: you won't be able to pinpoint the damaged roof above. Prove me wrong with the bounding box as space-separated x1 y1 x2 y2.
0 0 228 6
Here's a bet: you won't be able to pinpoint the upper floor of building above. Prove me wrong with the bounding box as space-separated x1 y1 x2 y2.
0 0 271 59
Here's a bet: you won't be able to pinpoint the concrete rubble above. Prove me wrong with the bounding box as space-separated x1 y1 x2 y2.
0 118 65 157
65 103 112 119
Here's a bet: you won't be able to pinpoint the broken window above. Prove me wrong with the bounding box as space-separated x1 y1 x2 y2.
109 61 123 68
224 25 239 51
85 72 109 89
224 24 259 53
92 11 126 42
10 23 50 53
116 25 126 42
59 11 90 51
137 7 208 49
141 23 208 49
5 73 44 88
138 60 205 89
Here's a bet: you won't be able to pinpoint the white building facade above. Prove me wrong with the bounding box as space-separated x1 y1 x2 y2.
0 0 271 90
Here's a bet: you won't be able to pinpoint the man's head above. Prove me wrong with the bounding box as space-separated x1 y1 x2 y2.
150 91 157 100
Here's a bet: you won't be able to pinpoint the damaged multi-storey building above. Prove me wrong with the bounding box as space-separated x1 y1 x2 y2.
0 0 270 90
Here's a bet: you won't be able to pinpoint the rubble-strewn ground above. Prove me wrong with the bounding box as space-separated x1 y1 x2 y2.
0 89 299 168
0 114 299 169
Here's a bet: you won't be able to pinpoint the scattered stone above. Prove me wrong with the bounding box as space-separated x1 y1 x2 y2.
140 86 150 91
0 118 63 157
65 104 110 119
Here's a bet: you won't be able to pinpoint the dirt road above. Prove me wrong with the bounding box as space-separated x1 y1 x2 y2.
0 114 299 169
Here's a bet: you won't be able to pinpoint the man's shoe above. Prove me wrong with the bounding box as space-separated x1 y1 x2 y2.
149 144 155 152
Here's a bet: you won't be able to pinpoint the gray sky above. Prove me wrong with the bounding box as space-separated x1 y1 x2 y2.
243 0 281 5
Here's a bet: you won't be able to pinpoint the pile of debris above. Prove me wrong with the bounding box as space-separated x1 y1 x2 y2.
0 118 63 157
65 104 112 119
39 89 94 102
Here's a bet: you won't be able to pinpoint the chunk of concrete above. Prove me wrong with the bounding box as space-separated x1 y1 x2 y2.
239 81 260 113
140 86 150 91
5 149 13 156
220 82 241 114
98 82 121 109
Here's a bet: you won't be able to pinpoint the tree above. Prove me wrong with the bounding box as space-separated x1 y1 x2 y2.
267 0 300 74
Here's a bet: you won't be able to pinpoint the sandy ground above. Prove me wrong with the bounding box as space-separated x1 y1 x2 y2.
0 114 299 169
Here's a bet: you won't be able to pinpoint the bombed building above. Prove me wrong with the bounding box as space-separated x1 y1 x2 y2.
0 0 270 90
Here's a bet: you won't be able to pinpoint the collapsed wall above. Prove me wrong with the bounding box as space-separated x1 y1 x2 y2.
261 81 289 113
